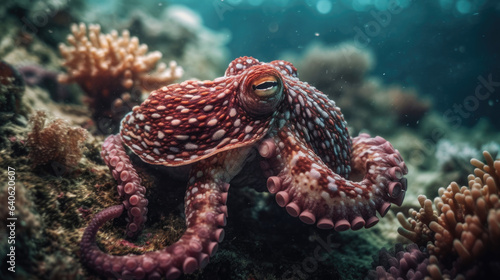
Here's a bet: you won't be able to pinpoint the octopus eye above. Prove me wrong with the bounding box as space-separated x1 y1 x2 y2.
251 77 281 98
240 68 284 117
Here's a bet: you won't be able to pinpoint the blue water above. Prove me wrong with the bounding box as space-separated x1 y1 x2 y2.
198 0 500 128
84 0 499 128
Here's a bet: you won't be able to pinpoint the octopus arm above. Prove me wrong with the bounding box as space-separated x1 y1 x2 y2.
258 128 408 231
80 135 252 279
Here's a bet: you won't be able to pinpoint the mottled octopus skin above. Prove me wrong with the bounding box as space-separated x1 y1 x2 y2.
81 56 408 279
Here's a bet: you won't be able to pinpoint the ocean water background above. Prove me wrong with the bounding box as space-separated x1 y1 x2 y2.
88 0 500 128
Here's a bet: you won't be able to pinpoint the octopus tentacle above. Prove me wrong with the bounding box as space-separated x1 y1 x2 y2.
80 182 228 279
81 56 408 278
81 136 251 279
259 128 407 231
101 135 147 237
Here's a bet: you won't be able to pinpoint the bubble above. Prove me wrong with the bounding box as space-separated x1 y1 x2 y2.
316 0 332 14
268 22 279 33
456 0 472 14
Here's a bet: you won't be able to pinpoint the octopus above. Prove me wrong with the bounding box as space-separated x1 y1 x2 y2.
81 57 408 279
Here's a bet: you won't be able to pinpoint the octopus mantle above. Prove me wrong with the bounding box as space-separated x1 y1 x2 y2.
80 57 408 279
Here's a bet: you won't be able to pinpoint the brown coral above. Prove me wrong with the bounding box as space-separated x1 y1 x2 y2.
26 110 88 172
58 23 183 131
388 86 431 127
396 151 500 278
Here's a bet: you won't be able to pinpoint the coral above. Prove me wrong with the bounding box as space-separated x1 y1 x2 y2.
374 151 500 279
117 5 230 80
387 86 431 127
369 243 430 280
26 110 88 172
58 23 183 130
296 42 374 98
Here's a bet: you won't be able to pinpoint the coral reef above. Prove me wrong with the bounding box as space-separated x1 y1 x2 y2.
289 42 431 135
98 5 230 80
296 42 374 98
373 151 500 279
387 86 431 127
26 110 88 172
58 23 183 131
370 243 429 280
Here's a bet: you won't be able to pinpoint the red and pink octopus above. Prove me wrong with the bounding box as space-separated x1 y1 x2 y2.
80 57 408 279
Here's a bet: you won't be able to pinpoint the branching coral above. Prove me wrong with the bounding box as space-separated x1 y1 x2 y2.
373 151 500 279
26 110 88 172
58 23 183 130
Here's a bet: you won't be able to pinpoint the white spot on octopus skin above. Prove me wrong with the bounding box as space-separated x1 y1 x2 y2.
132 144 143 151
158 131 165 139
175 135 189 140
151 113 161 119
310 169 321 180
157 105 166 110
234 119 241 127
153 148 161 155
212 129 226 140
184 142 199 150
203 105 214 112
146 154 156 161
207 119 218 126
171 119 181 126
229 108 237 117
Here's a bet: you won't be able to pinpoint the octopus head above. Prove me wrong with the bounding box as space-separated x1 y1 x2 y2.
238 65 284 117
119 57 286 167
